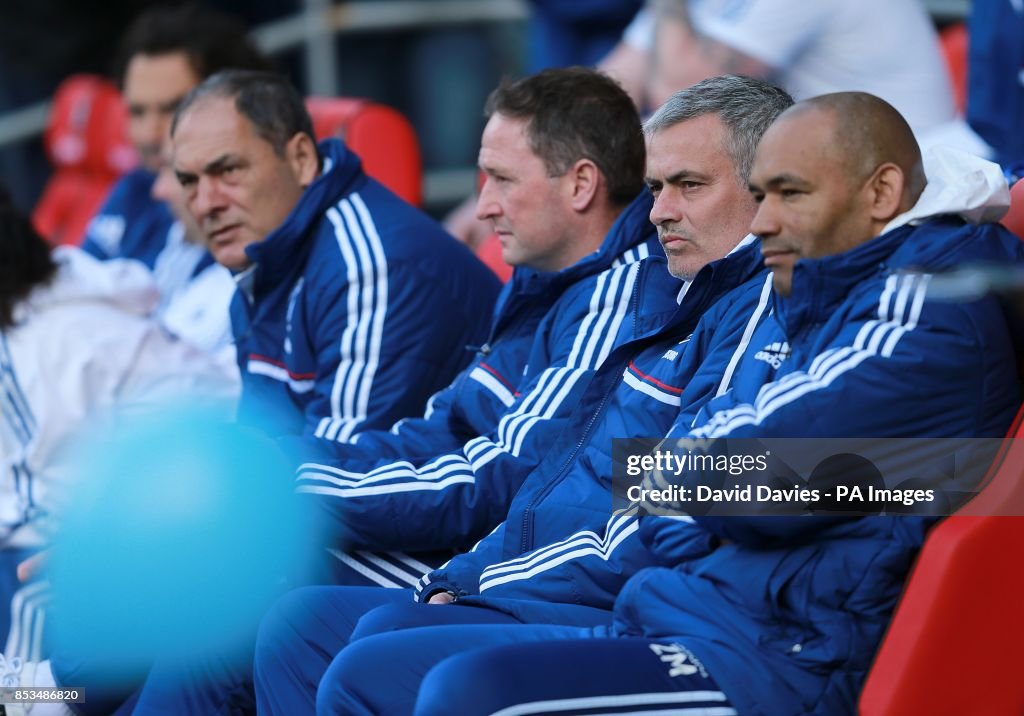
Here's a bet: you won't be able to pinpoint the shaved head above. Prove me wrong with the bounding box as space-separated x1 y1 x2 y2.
748 91 927 296
779 92 926 210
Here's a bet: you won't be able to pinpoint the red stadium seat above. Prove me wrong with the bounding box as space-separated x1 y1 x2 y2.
939 24 968 116
1000 179 1024 240
32 83 426 244
32 74 137 246
305 97 423 208
859 406 1024 715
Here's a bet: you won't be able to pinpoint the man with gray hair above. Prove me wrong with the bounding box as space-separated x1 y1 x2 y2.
251 74 794 714
304 88 1022 716
169 70 500 440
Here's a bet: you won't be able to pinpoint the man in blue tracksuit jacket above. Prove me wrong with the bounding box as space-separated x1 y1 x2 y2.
249 75 795 715
296 197 661 585
270 95 1023 715
170 70 499 440
82 5 272 300
40 68 499 716
291 69 659 588
127 68 657 714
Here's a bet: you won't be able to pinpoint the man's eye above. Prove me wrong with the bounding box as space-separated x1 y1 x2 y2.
680 181 702 190
750 192 765 203
781 189 803 199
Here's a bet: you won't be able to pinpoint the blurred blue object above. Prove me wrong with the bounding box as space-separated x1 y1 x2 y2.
527 0 643 71
968 0 1024 167
48 407 309 683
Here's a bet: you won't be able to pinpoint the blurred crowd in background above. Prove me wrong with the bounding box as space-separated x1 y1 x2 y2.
0 0 1000 221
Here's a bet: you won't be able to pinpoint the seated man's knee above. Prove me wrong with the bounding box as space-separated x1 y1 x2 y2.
415 647 518 716
255 586 332 664
316 638 387 716
350 601 431 641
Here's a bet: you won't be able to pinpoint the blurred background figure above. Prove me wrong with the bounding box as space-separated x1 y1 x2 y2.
0 187 237 672
0 0 991 251
599 0 987 156
78 3 274 374
967 0 1024 176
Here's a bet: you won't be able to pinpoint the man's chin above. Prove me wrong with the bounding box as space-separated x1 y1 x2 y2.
771 271 793 297
666 258 699 282
212 247 249 272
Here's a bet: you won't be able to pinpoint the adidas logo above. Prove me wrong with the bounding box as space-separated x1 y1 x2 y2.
649 642 708 678
663 335 692 361
754 341 791 369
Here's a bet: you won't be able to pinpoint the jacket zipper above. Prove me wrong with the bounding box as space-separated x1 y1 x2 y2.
516 267 646 553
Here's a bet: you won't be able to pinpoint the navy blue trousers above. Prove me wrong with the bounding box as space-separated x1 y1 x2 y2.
254 586 732 716
133 587 412 715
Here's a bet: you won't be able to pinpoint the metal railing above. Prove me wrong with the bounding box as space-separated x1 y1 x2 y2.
0 0 530 207
0 0 971 207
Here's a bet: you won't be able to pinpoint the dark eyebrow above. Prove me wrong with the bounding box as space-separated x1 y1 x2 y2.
761 173 813 190
175 154 242 185
645 169 712 186
157 96 186 114
203 154 240 175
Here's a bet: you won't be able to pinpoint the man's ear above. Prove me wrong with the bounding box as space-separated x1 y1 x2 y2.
866 162 905 223
286 133 320 187
566 158 602 212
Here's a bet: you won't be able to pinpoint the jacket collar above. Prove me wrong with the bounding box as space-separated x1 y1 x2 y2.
772 147 1012 338
635 234 766 338
774 225 914 336
244 138 364 293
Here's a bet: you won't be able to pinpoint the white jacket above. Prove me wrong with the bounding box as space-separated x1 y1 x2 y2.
0 247 239 547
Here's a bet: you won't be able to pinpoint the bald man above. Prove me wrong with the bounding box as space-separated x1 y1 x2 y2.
295 92 1024 716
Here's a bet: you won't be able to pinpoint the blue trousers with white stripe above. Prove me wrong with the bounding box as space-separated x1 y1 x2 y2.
309 600 731 716
254 587 532 715
254 587 727 716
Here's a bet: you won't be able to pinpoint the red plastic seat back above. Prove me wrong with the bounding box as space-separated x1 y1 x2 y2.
939 23 968 116
305 97 422 208
1000 179 1024 240
859 407 1024 715
32 74 137 246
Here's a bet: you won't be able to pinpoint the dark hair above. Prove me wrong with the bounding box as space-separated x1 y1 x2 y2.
114 2 273 87
0 189 57 330
484 67 645 206
171 70 317 161
644 75 794 183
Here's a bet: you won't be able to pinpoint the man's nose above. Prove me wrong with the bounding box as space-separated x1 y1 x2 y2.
649 188 681 227
475 177 501 221
750 198 780 239
190 176 227 223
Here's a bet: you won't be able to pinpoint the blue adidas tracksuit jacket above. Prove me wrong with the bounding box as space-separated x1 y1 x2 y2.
414 237 774 606
300 216 1023 716
299 192 659 466
81 169 216 291
605 216 1024 716
294 195 662 578
82 169 173 266
233 139 500 438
